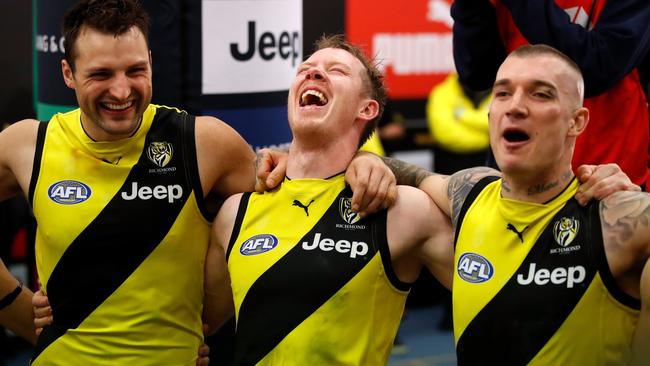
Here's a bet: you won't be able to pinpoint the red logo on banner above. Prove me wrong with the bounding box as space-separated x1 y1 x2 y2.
346 0 455 99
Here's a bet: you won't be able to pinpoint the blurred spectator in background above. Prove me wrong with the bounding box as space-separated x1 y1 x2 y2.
451 0 650 189
427 73 491 175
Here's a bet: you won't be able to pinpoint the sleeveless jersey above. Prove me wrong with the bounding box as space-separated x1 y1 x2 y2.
29 105 211 365
227 175 409 365
453 177 640 365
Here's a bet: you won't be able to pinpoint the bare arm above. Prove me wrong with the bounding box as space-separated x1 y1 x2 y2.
195 116 256 200
380 155 498 228
412 191 455 290
203 194 240 335
632 258 650 366
599 192 650 365
0 120 39 201
0 259 36 344
387 186 454 289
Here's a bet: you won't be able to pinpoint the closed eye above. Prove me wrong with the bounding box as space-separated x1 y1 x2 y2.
89 71 110 79
128 67 147 75
329 68 347 75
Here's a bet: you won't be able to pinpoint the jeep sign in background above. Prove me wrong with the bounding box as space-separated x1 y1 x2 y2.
201 0 302 150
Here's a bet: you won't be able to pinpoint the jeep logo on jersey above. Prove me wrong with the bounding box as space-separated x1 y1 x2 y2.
147 142 173 168
302 233 368 259
339 197 361 225
517 263 586 289
240 234 279 256
48 180 92 204
457 252 494 283
553 217 579 247
121 182 183 203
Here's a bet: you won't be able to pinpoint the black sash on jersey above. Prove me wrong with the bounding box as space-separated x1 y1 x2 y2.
231 188 388 365
455 199 601 365
453 175 499 250
32 109 196 361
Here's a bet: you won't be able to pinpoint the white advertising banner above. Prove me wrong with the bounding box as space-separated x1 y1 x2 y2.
202 0 302 94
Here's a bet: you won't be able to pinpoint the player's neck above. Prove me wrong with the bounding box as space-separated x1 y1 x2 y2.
500 166 575 203
286 139 356 179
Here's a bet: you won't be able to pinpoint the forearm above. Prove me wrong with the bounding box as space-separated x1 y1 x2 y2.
0 285 36 344
203 246 235 335
379 156 435 188
203 284 234 336
451 0 506 91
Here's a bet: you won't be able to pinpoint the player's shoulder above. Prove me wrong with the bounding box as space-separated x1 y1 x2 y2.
390 185 443 225
0 119 41 149
2 119 40 135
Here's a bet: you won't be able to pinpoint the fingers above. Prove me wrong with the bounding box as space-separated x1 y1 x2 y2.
255 171 269 193
255 149 273 193
32 289 49 307
196 343 210 366
575 164 639 206
358 171 392 218
575 164 596 182
346 151 396 216
346 165 368 213
265 151 287 190
255 149 288 191
32 288 53 334
34 313 53 331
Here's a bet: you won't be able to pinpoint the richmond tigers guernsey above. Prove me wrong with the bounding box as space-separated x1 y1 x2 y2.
453 177 640 365
227 175 410 365
29 105 211 365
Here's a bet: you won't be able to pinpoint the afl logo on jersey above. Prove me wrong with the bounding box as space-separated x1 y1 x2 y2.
457 252 494 283
339 197 361 225
240 234 279 256
48 180 92 204
147 141 173 168
553 217 579 247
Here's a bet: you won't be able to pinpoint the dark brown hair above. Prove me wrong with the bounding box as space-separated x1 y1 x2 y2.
62 0 150 71
314 35 387 147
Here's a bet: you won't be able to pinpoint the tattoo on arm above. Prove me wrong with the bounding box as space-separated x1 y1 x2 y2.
254 151 262 173
447 167 499 229
380 156 434 187
601 192 650 257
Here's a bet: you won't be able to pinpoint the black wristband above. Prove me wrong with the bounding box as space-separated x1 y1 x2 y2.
0 284 22 310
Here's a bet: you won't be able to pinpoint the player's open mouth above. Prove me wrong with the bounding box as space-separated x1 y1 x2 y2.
300 90 328 107
101 101 134 112
503 128 530 142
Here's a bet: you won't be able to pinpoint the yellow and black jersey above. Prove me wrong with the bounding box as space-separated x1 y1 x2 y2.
29 105 211 365
453 177 639 365
227 174 409 365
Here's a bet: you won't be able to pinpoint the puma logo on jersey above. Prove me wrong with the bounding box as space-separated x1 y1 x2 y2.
121 182 183 203
517 263 586 289
506 223 528 243
302 232 368 259
292 199 314 216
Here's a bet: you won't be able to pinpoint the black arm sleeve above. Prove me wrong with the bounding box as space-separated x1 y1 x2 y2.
451 0 507 91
